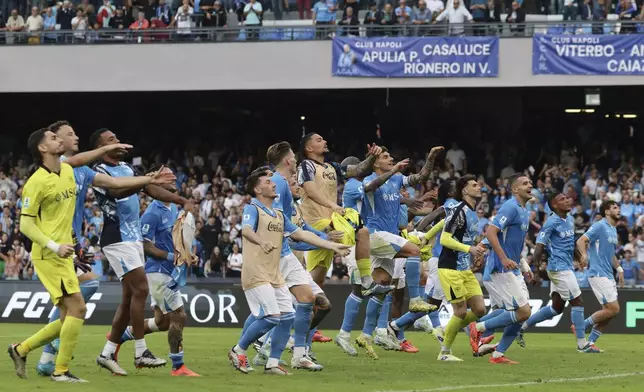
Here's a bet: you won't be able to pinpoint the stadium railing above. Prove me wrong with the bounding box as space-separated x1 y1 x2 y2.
2 20 643 44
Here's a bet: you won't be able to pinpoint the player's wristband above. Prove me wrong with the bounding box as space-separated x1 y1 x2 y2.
167 252 175 262
46 240 60 254
616 266 624 273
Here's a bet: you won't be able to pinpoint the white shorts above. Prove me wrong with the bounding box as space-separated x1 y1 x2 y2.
102 241 145 280
424 257 444 301
245 284 292 317
488 272 530 310
483 280 502 309
392 258 406 289
370 231 408 260
589 276 618 305
147 272 184 314
548 270 582 301
280 253 311 288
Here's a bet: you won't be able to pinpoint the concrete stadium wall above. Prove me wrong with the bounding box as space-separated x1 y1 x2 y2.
3 39 644 92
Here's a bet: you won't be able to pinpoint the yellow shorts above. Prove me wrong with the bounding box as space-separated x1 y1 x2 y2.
305 219 334 272
438 268 483 304
33 257 80 306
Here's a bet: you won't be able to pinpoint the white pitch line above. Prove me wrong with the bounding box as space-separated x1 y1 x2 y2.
375 371 644 392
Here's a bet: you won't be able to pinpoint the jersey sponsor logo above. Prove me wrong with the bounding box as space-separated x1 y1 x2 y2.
267 221 284 232
608 236 618 245
521 223 529 231
558 229 575 238
55 187 80 202
23 197 30 208
322 171 337 181
382 192 400 202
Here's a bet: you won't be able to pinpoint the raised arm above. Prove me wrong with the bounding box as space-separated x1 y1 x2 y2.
364 158 409 193
414 206 446 231
62 144 132 168
344 144 383 179
406 146 444 187
290 229 350 255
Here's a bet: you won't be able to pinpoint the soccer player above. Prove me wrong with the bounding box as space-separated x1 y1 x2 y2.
36 121 175 376
131 187 201 376
297 134 380 288
89 129 193 375
414 181 458 342
262 142 333 370
575 200 623 351
470 173 533 364
356 146 442 358
515 193 598 353
8 129 87 382
228 167 350 375
436 175 487 362
335 156 394 356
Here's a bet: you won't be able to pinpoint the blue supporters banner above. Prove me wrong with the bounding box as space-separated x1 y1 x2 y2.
533 34 644 75
332 36 499 78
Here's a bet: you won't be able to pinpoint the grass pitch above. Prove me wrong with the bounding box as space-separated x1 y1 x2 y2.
0 323 642 392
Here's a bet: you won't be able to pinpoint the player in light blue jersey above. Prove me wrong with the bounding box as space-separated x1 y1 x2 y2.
472 173 533 365
355 146 442 359
336 155 396 356
575 200 623 352
37 121 175 376
518 193 598 353
88 129 194 375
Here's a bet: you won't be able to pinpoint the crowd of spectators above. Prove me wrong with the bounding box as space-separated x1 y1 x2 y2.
3 0 644 42
0 139 642 290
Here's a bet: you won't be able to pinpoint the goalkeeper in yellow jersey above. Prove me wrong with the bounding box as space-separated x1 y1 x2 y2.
8 128 87 383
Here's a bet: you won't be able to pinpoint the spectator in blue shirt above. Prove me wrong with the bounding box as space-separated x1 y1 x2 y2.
395 0 413 35
43 7 57 43
621 250 640 286
469 0 486 35
621 192 635 226
313 0 336 38
412 0 432 36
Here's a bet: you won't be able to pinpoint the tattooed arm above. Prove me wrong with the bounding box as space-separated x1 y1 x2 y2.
363 159 410 193
345 144 383 179
406 146 444 187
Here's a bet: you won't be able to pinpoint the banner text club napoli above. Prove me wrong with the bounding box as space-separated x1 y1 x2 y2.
533 34 644 75
332 36 499 78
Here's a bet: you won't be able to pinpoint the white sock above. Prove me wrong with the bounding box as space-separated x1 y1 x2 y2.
361 332 371 340
475 322 486 332
102 341 118 358
375 328 387 335
492 350 504 359
361 275 374 288
577 338 587 349
410 296 422 302
389 321 400 331
147 318 160 332
293 346 305 359
134 339 147 358
258 332 269 344
521 322 528 331
39 351 56 364
338 329 350 338
266 357 279 368
233 344 246 355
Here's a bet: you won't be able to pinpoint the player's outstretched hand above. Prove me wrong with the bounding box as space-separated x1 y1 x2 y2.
501 256 519 270
428 146 445 159
468 243 485 259
327 230 344 243
618 270 624 288
58 244 75 258
332 243 352 257
367 143 383 157
105 143 133 154
394 158 410 173
150 165 177 186
260 241 277 254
